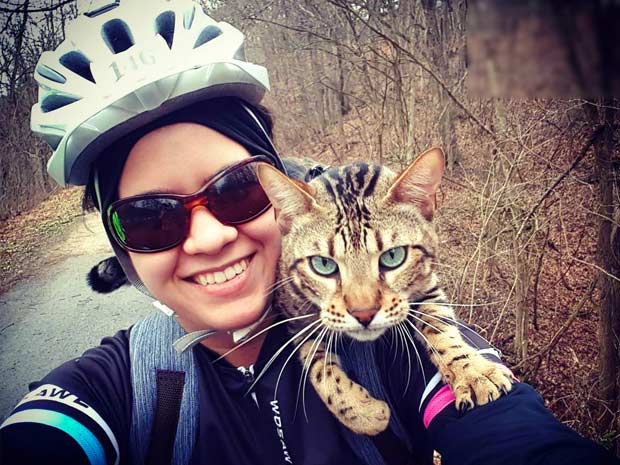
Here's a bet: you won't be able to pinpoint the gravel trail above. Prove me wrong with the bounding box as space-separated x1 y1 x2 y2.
0 214 151 420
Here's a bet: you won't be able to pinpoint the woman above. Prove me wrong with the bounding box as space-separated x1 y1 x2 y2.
1 2 617 464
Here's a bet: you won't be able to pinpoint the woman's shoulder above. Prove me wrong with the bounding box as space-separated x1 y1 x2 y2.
0 329 133 465
32 329 132 391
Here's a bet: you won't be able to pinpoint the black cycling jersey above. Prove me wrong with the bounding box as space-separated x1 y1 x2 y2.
1 321 617 465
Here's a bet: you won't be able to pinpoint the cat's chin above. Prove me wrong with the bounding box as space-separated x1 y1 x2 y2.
345 328 386 342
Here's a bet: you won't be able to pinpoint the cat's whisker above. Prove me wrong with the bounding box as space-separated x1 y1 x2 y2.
404 318 448 372
261 276 295 299
390 326 401 364
407 309 495 350
299 327 329 423
322 331 336 411
405 311 449 338
247 319 323 395
397 321 427 390
395 324 413 393
409 300 505 308
264 275 294 292
324 330 335 391
272 321 323 401
294 326 324 414
214 312 319 362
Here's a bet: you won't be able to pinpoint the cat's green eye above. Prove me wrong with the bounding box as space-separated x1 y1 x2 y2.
309 256 339 276
379 246 407 269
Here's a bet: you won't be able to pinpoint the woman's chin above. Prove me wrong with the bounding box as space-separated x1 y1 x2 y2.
177 302 268 334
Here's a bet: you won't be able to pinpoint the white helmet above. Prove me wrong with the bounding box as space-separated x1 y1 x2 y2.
32 0 270 186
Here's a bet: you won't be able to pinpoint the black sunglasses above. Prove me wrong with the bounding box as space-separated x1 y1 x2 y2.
107 155 274 253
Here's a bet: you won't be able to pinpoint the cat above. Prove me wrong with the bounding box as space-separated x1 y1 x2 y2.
256 147 514 436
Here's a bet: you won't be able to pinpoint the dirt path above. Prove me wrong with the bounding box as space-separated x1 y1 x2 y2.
0 212 151 420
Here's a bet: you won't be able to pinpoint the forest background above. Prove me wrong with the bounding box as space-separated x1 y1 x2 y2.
0 0 619 456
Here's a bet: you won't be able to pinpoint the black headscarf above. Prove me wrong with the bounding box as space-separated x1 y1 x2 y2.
94 97 283 214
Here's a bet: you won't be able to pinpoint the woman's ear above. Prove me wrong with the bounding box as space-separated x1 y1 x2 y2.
256 163 318 234
384 147 445 221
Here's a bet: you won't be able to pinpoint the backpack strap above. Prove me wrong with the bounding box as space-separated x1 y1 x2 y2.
145 371 186 465
129 311 199 465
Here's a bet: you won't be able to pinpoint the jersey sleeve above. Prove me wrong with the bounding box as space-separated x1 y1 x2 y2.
385 322 618 465
427 382 619 465
382 321 506 432
0 330 132 465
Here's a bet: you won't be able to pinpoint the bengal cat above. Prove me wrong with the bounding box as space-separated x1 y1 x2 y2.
256 148 514 436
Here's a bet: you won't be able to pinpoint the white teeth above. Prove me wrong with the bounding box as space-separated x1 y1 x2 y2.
193 257 251 286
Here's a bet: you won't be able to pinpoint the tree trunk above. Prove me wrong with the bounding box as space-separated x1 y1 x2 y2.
8 0 29 103
594 102 620 455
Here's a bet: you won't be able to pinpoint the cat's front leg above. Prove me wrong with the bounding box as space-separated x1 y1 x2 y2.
298 339 390 435
415 303 514 411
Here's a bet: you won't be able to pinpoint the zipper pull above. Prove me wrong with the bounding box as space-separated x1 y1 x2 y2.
238 365 255 383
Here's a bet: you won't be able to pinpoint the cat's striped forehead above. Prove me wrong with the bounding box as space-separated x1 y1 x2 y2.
309 162 396 251
313 162 390 203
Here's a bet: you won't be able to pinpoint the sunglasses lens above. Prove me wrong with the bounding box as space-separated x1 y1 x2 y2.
208 162 271 223
112 199 188 251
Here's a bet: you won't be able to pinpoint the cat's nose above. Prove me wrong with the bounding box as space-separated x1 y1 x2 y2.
348 308 378 327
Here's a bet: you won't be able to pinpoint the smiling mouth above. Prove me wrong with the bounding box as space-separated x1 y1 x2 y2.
188 256 253 286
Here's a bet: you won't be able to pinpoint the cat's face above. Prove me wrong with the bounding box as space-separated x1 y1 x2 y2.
258 148 444 341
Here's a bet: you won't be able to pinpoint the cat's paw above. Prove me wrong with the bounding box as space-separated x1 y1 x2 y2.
447 356 514 412
310 363 390 436
338 383 391 436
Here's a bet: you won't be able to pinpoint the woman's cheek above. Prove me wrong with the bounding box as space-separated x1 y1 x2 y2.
129 250 179 297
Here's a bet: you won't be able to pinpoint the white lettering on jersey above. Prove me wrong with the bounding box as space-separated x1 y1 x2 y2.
270 400 294 464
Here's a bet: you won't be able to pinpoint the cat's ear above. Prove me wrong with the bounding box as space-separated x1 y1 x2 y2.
257 163 318 234
385 147 445 220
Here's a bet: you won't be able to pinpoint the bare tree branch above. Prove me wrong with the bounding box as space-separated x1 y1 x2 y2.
325 0 497 138
0 0 74 14
515 124 605 240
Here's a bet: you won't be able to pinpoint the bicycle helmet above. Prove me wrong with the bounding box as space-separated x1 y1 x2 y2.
32 0 270 186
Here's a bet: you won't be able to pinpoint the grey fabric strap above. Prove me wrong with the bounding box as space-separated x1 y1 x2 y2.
130 311 199 465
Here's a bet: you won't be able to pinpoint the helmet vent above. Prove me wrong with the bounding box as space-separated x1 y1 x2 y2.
41 94 81 113
102 19 135 54
183 5 195 30
36 64 66 84
155 11 176 49
60 51 95 83
233 45 246 61
193 25 222 48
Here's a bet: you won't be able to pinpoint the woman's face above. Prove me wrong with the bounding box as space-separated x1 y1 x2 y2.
118 123 282 333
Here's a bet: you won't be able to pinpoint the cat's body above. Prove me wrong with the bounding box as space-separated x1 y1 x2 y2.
258 148 513 435
87 150 513 437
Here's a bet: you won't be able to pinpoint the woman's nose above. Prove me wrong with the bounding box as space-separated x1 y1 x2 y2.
182 206 238 255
